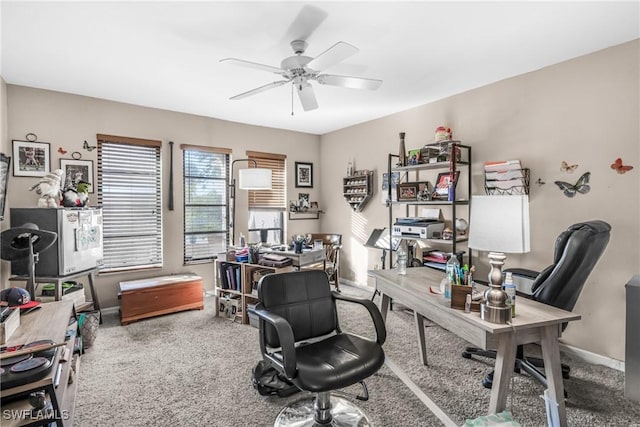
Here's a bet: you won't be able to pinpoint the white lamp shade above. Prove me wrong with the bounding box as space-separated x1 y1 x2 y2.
238 168 272 190
468 195 530 253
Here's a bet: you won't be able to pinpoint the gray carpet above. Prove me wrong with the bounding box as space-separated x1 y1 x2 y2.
75 285 640 426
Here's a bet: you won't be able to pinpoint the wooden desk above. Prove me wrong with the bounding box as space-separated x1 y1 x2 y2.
1 301 76 426
371 268 580 427
266 248 326 268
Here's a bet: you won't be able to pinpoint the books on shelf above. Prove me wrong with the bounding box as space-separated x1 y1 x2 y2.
219 262 242 292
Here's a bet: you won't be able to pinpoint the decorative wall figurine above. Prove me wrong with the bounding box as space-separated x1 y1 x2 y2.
535 178 546 186
560 161 578 173
554 172 590 198
58 147 68 155
611 158 633 174
83 140 97 151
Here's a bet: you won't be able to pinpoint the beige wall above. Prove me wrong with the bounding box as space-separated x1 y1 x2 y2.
319 40 640 361
1 87 321 308
2 40 637 361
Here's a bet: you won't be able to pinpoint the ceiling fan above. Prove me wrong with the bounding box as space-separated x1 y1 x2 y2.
220 40 382 112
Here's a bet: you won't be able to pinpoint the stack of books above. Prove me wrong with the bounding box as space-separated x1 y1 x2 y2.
423 250 464 271
484 160 529 195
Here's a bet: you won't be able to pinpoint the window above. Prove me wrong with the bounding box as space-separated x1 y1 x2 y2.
182 145 231 263
97 134 162 272
246 151 286 244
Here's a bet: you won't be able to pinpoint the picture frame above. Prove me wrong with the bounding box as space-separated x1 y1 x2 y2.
295 162 313 188
397 182 418 201
12 140 50 177
0 153 10 221
60 158 95 193
433 171 460 199
407 149 421 165
397 181 432 202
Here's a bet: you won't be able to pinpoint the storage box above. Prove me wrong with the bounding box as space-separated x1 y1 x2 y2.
118 274 204 325
1 308 20 345
451 285 480 312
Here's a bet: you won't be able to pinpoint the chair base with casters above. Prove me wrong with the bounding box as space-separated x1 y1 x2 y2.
275 389 372 426
252 270 386 427
462 345 570 391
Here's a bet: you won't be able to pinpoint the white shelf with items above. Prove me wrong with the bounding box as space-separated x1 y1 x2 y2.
386 140 472 269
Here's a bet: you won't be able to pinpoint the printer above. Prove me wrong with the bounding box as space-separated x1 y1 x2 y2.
392 217 444 239
391 208 445 239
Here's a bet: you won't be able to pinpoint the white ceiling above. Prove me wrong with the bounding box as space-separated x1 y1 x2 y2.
1 1 638 135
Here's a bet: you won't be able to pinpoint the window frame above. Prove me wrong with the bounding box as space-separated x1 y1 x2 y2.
97 134 163 273
182 144 231 264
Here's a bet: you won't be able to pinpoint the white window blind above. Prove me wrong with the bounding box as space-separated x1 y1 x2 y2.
97 135 163 272
247 152 286 209
183 145 230 263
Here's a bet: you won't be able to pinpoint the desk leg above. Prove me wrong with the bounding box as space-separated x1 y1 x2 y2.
379 292 391 323
489 331 517 414
414 312 428 366
541 325 567 427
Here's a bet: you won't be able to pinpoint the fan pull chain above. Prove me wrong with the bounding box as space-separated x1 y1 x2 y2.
291 84 294 116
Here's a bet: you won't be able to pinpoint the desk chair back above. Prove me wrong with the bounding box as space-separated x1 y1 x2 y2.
308 233 342 290
531 220 611 315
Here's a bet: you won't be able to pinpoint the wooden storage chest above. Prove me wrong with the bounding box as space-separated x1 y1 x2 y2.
119 274 204 325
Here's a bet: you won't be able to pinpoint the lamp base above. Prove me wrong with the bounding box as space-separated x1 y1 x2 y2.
481 303 512 324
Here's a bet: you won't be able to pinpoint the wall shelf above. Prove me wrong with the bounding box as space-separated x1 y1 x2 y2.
343 172 373 212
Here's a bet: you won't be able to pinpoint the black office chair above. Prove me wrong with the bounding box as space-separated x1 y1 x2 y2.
251 270 386 426
462 220 611 389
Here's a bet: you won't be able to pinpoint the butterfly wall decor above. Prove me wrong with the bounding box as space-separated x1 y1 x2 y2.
57 147 68 155
554 172 590 198
560 161 578 173
610 158 633 174
83 140 97 151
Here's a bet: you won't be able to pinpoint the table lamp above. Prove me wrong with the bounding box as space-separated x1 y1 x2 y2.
468 195 530 323
230 159 272 245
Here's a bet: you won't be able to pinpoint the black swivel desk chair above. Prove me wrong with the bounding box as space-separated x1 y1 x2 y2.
251 270 386 426
462 220 611 389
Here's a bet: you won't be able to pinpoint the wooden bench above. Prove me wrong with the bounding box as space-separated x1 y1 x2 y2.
118 274 204 325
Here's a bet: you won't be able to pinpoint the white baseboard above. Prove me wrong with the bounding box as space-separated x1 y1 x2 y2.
101 306 119 316
341 277 625 372
559 343 624 372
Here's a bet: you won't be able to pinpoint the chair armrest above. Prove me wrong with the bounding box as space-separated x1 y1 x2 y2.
332 291 386 345
252 305 297 379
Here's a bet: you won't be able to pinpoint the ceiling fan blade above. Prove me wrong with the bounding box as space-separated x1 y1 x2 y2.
297 83 318 111
220 58 285 75
317 74 382 90
306 42 358 72
230 80 290 100
283 5 328 42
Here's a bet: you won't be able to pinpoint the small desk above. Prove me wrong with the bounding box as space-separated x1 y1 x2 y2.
266 248 326 269
9 268 100 315
371 268 580 427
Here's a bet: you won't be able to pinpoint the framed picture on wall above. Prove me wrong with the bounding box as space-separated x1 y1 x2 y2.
0 153 10 221
60 158 95 193
12 140 50 177
295 162 313 188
